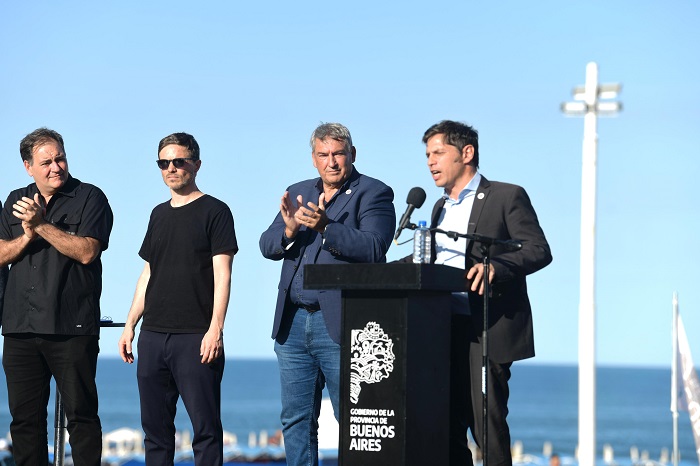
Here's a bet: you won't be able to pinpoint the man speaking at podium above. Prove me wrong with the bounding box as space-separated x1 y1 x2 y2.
416 120 552 466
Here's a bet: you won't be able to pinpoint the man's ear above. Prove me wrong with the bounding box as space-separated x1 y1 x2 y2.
462 144 475 165
23 159 33 177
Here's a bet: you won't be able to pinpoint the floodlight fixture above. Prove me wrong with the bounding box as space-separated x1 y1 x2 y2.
561 102 588 115
596 101 623 115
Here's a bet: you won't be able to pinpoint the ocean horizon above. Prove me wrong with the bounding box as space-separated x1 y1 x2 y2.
0 358 697 464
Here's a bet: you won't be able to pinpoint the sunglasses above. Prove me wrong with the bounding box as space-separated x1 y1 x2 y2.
156 157 196 170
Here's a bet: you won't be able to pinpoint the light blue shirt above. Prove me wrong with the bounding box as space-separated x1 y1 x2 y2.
435 172 481 315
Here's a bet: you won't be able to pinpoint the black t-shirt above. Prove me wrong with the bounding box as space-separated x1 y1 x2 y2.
139 195 238 333
0 177 113 335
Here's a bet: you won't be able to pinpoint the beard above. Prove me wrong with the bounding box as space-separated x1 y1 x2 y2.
164 173 194 192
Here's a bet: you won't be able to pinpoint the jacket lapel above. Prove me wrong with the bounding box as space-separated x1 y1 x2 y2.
467 176 490 234
427 197 445 262
306 171 359 264
325 170 360 220
430 197 446 228
465 176 491 264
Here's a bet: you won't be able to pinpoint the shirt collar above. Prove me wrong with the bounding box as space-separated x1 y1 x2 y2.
443 172 481 204
314 167 358 200
31 175 79 200
58 176 79 197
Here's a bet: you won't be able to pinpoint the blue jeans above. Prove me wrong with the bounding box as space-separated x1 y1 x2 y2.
275 308 340 466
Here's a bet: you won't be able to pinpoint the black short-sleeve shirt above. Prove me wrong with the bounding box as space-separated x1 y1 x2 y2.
0 176 114 335
139 194 238 333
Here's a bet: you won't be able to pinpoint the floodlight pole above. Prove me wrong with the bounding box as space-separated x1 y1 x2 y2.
561 62 622 466
578 61 599 466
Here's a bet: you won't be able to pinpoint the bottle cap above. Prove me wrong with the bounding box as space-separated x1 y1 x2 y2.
418 220 427 227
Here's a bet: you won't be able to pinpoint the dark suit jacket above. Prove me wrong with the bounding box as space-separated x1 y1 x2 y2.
430 176 552 363
259 169 396 344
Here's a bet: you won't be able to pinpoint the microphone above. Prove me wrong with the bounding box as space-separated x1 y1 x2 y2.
394 187 427 241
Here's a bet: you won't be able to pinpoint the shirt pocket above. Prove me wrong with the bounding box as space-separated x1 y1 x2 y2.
7 217 25 238
48 211 82 235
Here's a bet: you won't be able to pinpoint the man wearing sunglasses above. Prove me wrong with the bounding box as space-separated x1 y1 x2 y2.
0 127 114 466
118 132 238 465
260 122 396 466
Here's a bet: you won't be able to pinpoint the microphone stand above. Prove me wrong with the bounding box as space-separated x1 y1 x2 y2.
476 240 493 466
414 225 521 466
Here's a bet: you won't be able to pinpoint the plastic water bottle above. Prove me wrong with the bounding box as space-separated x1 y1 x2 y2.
412 220 431 264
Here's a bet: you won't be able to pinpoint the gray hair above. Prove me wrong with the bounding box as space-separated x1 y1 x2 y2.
309 122 353 153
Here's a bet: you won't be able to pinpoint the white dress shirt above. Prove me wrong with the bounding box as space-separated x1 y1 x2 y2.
434 172 481 315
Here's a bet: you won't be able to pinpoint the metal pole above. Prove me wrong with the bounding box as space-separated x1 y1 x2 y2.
482 250 491 466
578 61 599 466
672 292 679 466
53 387 67 466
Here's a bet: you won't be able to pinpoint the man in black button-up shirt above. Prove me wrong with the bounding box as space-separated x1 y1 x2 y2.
0 127 113 466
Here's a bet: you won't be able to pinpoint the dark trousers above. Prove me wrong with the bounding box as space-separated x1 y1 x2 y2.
137 330 225 466
450 316 513 466
2 334 102 466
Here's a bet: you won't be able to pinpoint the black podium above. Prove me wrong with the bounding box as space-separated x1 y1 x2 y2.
305 263 468 466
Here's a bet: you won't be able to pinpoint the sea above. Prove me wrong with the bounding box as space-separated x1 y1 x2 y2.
0 359 698 465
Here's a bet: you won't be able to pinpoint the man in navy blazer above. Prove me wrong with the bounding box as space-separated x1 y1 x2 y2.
260 122 395 466
419 120 552 466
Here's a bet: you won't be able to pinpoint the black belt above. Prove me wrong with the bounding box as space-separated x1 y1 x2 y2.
299 304 320 312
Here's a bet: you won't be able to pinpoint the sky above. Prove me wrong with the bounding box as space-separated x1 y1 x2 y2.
0 1 698 368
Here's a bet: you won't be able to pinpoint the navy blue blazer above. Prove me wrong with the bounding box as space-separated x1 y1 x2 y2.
260 169 396 344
